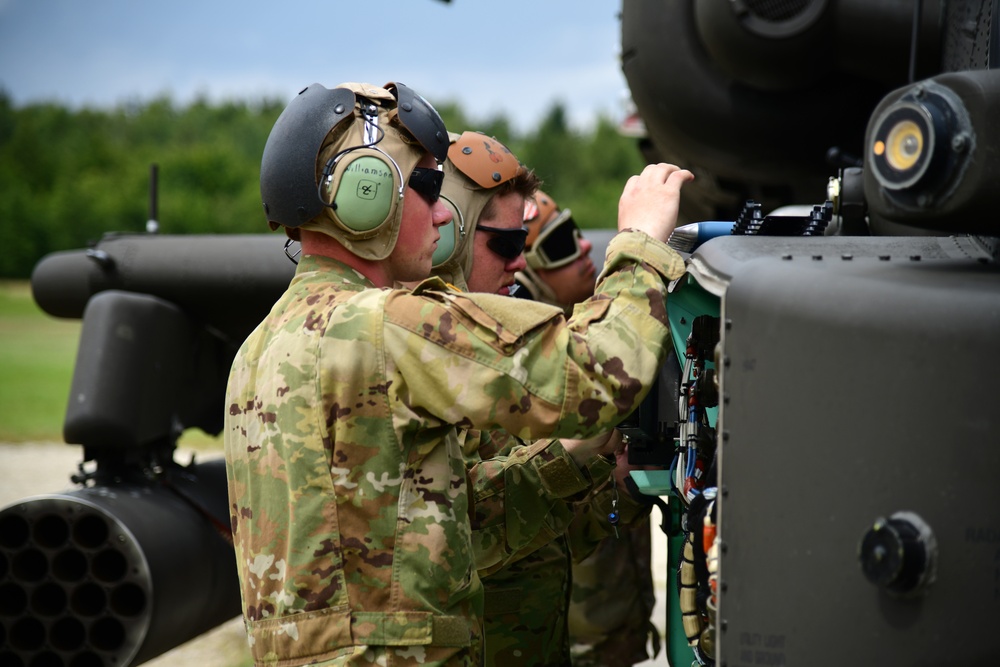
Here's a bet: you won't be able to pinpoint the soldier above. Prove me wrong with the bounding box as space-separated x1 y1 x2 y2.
437 169 657 665
428 133 612 666
225 82 692 667
429 130 531 296
427 129 618 589
514 190 597 309
518 192 660 666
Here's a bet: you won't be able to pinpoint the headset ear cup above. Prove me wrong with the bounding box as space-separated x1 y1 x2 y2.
326 149 401 233
432 218 457 266
432 195 463 267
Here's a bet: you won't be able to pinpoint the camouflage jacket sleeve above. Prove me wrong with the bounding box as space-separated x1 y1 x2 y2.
565 465 653 563
465 429 612 574
475 452 620 577
383 231 685 441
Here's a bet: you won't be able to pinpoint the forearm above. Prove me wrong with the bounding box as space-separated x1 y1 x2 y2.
386 232 685 441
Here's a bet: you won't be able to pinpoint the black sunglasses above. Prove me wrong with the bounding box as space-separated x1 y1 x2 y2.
409 167 444 203
476 224 528 260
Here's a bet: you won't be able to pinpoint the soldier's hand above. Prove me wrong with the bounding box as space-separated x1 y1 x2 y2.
618 163 694 242
611 437 664 491
561 429 623 468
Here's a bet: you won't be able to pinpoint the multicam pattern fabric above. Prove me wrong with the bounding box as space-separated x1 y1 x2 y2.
457 428 603 666
481 536 575 666
224 231 685 666
465 429 600 576
471 430 604 667
472 439 653 667
568 515 659 667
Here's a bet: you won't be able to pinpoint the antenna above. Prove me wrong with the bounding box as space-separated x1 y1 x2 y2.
146 163 159 233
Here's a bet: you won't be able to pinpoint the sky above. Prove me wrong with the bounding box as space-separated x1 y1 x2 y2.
0 0 630 133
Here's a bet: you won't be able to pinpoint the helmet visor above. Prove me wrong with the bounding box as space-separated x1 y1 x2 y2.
386 82 449 163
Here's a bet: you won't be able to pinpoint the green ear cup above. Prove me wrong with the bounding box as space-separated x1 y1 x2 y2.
332 154 396 231
432 195 464 268
432 219 457 265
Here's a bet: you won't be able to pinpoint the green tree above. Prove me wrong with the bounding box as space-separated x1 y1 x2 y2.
0 95 646 277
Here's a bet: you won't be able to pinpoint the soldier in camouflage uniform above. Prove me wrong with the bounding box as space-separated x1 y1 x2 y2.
516 193 661 666
436 141 654 664
429 134 598 665
513 190 598 310
224 81 692 667
436 174 656 665
431 138 579 665
417 132 623 583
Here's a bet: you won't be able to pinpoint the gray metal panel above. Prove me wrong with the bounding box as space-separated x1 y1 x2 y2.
688 234 995 295
716 253 1000 665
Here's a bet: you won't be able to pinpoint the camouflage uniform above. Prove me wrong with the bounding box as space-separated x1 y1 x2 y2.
225 231 684 666
480 536 575 665
465 429 607 578
563 453 659 666
468 189 659 666
473 434 651 667
567 515 658 667
472 428 612 667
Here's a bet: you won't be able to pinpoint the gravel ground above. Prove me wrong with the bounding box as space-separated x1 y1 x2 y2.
0 441 671 667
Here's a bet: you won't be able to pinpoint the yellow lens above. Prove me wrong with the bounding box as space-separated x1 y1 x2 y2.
885 120 924 171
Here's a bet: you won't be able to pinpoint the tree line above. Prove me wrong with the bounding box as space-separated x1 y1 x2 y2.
0 90 647 278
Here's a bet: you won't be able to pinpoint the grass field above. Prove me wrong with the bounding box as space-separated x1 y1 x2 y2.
0 280 81 441
0 280 221 449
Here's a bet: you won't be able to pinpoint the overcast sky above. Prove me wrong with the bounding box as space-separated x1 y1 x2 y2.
0 0 629 133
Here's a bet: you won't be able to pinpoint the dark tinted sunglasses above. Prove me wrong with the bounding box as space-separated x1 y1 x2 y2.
409 167 444 203
534 216 583 268
476 224 528 260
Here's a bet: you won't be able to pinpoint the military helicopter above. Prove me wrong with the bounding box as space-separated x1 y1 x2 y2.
612 1 1000 666
2 1 998 666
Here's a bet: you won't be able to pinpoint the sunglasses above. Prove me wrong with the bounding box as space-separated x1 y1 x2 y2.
476 224 528 260
532 215 584 268
408 167 444 204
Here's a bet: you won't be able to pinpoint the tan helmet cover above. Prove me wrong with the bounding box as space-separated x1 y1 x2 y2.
299 82 428 261
523 189 559 248
434 131 525 284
